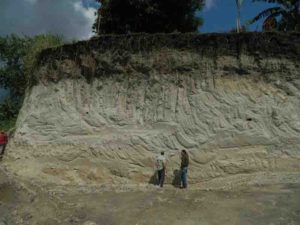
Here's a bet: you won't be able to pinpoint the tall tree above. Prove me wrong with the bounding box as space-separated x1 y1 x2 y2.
236 0 245 33
93 0 204 34
0 34 63 98
0 34 63 127
0 35 29 98
249 0 300 31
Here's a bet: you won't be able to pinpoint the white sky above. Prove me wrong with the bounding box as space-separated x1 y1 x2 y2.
0 0 97 40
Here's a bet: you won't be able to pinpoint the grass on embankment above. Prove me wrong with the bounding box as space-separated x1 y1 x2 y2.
0 117 17 132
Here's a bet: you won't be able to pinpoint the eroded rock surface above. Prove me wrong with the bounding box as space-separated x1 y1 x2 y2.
4 33 300 188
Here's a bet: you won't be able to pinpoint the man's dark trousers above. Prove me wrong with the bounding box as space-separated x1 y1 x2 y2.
0 144 6 157
157 169 165 187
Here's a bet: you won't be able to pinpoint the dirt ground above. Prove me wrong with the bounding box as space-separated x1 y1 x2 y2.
1 166 300 225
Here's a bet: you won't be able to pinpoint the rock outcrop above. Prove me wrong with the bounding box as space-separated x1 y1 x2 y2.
5 33 300 188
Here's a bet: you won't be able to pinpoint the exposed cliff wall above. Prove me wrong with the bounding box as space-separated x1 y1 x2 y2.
5 33 300 188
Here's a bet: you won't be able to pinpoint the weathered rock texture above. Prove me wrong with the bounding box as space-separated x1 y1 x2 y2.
5 33 300 188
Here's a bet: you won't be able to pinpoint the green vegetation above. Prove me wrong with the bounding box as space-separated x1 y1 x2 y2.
93 0 204 34
0 34 63 97
0 97 19 131
249 0 300 31
0 116 17 132
0 34 64 131
0 35 30 98
24 35 63 86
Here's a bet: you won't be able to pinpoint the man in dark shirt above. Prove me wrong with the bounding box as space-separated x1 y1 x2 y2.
180 150 189 189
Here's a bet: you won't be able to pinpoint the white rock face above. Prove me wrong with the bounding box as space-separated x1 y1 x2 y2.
5 34 300 188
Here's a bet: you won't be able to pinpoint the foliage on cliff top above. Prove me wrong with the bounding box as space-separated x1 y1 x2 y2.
24 35 63 87
93 0 204 34
38 32 300 66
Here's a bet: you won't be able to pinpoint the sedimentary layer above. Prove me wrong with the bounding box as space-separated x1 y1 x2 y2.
5 33 300 187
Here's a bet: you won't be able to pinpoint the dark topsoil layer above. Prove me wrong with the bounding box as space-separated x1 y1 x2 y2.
38 32 300 65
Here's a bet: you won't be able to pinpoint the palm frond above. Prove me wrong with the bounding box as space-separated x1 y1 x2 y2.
252 0 296 10
248 7 282 24
252 0 290 4
262 15 277 30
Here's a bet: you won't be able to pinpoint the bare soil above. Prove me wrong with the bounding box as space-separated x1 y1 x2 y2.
1 167 299 225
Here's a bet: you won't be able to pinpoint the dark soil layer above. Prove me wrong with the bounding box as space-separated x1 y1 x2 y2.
32 32 300 86
39 32 300 64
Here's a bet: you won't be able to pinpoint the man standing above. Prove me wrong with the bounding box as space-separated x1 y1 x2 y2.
155 151 166 188
0 131 8 159
180 150 189 189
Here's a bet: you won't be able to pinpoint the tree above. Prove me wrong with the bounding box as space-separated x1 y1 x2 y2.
0 34 63 98
93 0 204 34
249 0 300 31
236 0 245 33
0 34 63 130
0 35 30 98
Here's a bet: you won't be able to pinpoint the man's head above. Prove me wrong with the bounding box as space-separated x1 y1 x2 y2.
161 151 164 156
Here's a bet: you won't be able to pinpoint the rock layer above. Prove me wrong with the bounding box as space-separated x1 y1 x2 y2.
5 33 300 187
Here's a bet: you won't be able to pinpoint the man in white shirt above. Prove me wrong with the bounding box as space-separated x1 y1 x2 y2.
155 151 166 187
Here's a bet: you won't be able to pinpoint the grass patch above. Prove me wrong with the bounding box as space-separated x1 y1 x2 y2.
0 117 17 132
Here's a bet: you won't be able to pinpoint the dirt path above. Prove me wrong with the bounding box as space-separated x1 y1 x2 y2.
1 166 300 225
52 184 300 225
0 167 18 225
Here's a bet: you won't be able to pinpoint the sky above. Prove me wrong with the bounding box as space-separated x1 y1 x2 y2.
0 0 99 40
0 0 278 40
202 0 277 32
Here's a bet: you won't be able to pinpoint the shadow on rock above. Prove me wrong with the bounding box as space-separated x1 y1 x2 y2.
149 171 158 185
172 169 181 188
